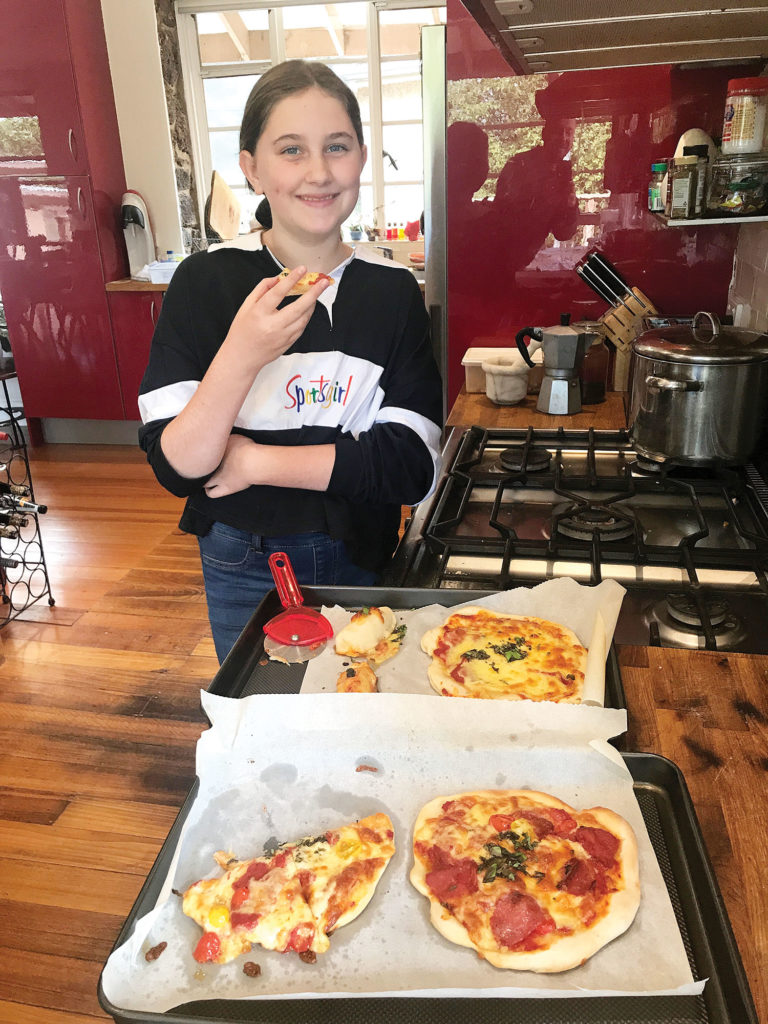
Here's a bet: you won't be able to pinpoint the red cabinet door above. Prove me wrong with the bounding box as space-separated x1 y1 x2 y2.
0 0 87 177
0 176 124 419
109 291 162 421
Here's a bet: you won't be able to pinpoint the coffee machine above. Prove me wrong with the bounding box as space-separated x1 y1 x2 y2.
515 313 592 415
121 190 155 278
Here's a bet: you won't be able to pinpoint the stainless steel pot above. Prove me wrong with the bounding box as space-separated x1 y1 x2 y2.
628 312 768 465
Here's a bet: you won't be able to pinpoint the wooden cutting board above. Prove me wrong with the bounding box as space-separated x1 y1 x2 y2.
206 170 241 240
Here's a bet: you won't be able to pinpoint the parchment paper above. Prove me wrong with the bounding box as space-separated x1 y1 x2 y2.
101 691 704 1013
301 577 626 705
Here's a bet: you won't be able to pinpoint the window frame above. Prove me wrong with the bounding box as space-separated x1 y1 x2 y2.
175 0 442 235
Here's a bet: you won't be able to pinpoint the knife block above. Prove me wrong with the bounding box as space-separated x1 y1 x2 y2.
599 287 658 390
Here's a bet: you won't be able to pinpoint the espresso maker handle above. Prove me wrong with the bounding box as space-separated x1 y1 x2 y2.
515 326 542 368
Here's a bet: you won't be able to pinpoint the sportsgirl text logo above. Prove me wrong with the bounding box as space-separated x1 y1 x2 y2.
284 374 353 412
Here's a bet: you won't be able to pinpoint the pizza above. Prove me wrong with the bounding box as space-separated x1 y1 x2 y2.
335 606 405 666
421 607 587 702
410 790 639 972
183 812 395 965
337 662 378 692
278 268 334 295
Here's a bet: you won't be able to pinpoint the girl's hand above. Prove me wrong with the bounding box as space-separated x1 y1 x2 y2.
222 266 330 374
203 433 257 498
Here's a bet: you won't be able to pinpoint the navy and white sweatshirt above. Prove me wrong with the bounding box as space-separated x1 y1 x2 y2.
138 238 443 572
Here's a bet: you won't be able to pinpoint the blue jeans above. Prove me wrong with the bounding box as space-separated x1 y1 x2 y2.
197 524 379 663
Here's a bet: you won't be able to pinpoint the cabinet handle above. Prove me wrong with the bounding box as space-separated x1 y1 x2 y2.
150 300 158 326
68 128 78 162
76 187 86 220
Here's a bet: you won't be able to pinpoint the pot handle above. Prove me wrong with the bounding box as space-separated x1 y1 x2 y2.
646 375 703 393
692 310 721 341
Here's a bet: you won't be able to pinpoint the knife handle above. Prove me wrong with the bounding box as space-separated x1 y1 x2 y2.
268 551 305 610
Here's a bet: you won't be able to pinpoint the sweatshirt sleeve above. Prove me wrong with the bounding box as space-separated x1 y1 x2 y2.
327 273 443 507
137 256 216 497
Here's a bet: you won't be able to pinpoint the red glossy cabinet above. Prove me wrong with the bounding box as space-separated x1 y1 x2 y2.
109 291 163 421
0 0 87 177
0 176 124 419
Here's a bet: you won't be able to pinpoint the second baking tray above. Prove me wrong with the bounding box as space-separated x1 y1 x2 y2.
207 586 626 709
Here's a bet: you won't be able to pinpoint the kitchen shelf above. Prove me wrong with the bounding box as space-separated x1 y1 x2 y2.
652 213 768 227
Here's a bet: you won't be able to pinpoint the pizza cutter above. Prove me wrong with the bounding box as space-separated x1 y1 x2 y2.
263 551 334 663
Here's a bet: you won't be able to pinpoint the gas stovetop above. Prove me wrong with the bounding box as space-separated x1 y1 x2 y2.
389 425 768 653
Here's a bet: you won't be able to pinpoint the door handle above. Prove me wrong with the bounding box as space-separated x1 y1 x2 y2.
68 128 78 163
76 186 86 220
150 300 158 327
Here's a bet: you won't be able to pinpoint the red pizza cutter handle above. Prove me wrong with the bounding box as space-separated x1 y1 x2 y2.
268 551 306 610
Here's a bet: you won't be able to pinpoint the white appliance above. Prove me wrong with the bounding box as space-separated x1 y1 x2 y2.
121 190 155 278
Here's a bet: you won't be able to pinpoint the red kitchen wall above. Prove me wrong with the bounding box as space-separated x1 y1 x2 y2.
445 0 753 404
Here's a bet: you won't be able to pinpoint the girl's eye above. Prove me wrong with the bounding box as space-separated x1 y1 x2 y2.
281 145 301 156
328 143 349 153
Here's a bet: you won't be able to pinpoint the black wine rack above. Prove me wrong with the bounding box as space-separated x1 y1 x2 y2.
0 372 54 626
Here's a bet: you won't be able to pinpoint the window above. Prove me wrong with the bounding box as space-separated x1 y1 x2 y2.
176 1 445 237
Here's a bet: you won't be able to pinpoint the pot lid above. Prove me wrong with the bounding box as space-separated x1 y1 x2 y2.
633 312 768 364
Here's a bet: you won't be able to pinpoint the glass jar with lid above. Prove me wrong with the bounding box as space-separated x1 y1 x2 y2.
706 153 768 217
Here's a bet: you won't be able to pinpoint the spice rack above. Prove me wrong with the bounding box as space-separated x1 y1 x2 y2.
0 371 55 627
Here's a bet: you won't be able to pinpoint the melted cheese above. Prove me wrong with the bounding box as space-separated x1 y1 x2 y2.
335 606 403 665
421 609 587 702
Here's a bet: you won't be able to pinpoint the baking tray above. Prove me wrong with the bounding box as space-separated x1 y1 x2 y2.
97 588 757 1024
206 587 626 710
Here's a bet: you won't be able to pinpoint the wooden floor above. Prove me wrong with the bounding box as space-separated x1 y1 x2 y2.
0 444 218 1022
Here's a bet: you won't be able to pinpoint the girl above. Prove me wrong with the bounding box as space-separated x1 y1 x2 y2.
138 61 443 663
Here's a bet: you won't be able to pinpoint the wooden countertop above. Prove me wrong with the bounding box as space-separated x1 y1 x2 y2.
105 278 169 292
447 385 628 430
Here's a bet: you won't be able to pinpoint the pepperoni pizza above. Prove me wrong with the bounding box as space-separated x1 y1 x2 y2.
410 790 639 972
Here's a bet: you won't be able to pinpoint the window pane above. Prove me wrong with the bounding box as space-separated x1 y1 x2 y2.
197 10 269 66
283 3 368 60
203 75 258 129
379 7 444 57
382 124 423 183
384 183 424 230
210 129 243 186
381 60 422 121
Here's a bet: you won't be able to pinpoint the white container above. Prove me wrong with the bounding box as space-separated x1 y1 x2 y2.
481 353 531 405
721 77 768 155
462 346 542 392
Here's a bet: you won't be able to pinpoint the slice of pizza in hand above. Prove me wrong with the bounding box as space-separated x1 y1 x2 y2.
278 267 334 295
182 847 327 965
421 607 587 702
336 662 378 692
335 606 406 666
291 812 395 935
410 789 640 973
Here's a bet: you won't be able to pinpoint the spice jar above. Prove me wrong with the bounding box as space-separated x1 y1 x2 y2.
669 155 698 219
721 77 768 155
706 154 768 217
648 162 667 211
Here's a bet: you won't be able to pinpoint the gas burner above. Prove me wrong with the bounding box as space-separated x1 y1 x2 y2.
650 594 746 650
631 455 665 474
499 446 552 473
665 593 727 628
556 505 635 542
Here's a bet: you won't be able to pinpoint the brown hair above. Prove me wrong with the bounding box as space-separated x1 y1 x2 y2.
239 60 364 154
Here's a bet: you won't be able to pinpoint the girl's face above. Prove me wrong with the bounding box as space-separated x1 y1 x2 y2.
240 86 367 243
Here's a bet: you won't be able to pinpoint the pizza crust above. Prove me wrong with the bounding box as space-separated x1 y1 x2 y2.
335 606 403 666
336 662 378 692
421 607 587 702
410 789 640 973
